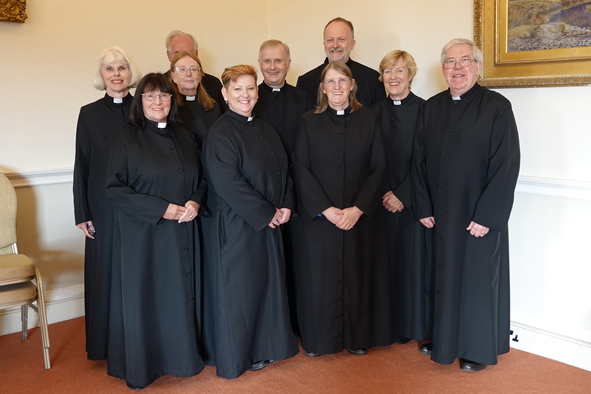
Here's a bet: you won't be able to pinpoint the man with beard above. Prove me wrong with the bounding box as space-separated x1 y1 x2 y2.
296 17 384 107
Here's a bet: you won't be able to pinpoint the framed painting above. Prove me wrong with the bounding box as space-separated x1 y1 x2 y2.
0 0 27 23
474 0 591 88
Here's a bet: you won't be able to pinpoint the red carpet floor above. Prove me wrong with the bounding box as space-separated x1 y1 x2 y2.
1 317 590 393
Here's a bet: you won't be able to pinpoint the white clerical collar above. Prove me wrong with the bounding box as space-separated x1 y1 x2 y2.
336 110 345 115
157 122 167 129
393 100 402 106
186 95 196 101
452 96 461 101
272 88 281 92
247 116 254 122
113 97 123 104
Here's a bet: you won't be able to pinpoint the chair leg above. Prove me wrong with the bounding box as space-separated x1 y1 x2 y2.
21 304 28 342
35 268 51 369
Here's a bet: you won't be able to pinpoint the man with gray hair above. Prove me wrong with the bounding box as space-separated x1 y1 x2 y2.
164 30 226 112
296 17 384 107
412 38 520 372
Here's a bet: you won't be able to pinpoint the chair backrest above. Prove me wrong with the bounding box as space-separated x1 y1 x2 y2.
0 172 17 255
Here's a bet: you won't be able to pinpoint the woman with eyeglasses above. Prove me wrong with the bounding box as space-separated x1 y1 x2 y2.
372 50 429 345
105 73 207 389
169 51 221 147
73 46 141 362
291 61 394 358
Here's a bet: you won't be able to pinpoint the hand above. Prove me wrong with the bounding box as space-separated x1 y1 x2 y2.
419 217 435 228
322 206 344 225
163 203 186 221
277 208 292 224
76 221 95 239
336 206 363 230
269 208 284 229
467 221 489 238
383 191 404 213
178 200 200 223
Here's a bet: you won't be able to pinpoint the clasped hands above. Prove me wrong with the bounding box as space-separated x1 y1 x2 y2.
269 208 292 229
322 206 363 231
163 200 200 223
383 191 404 213
418 216 490 238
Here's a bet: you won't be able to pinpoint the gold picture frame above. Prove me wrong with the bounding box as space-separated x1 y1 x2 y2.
0 0 27 23
474 0 591 88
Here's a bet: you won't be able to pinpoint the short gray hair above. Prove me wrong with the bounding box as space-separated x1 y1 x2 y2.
440 38 483 65
165 30 198 52
93 46 142 91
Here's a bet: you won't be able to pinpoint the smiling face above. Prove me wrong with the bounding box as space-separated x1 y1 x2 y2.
101 62 131 98
258 45 291 89
322 68 354 111
142 89 171 123
172 56 201 96
323 21 356 63
442 43 481 97
382 59 411 101
222 74 258 117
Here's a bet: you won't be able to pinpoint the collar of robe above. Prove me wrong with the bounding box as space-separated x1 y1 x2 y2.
326 105 351 119
226 108 255 125
391 91 415 106
448 82 480 102
104 92 132 108
261 81 285 93
323 57 354 68
144 118 168 132
185 95 196 101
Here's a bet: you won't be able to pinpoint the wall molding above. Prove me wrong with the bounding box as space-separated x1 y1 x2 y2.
4 169 590 200
3 168 73 188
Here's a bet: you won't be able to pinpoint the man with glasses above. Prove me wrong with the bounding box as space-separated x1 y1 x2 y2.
412 38 520 372
164 30 226 112
296 17 384 107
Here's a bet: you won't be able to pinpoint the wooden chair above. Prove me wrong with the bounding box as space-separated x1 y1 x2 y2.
0 172 51 369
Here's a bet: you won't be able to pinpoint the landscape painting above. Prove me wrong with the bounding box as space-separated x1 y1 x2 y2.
508 0 591 52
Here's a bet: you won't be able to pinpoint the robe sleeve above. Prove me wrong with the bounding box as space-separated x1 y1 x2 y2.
393 172 411 208
291 119 335 219
204 129 277 232
471 101 520 231
412 105 434 220
105 134 171 224
351 118 386 218
73 109 92 225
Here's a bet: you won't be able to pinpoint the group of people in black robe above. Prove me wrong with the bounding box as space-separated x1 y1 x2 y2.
73 18 520 390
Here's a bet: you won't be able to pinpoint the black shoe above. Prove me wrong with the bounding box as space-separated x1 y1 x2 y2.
249 360 270 371
126 382 144 390
460 358 487 372
393 337 411 345
305 351 321 358
347 349 367 355
419 342 433 356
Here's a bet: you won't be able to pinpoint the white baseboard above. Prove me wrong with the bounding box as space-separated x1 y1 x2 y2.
0 285 85 336
510 320 591 372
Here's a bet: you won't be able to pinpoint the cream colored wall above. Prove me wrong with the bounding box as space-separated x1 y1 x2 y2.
1 0 590 369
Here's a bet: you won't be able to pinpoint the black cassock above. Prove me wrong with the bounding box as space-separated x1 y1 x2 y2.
105 120 206 387
176 94 221 147
201 73 227 113
372 92 430 341
201 110 298 379
291 106 393 354
412 83 520 365
73 93 131 360
253 81 314 155
296 58 385 107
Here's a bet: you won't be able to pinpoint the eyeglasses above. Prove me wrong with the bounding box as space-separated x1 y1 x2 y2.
174 67 201 74
141 93 172 101
324 77 350 87
443 58 476 69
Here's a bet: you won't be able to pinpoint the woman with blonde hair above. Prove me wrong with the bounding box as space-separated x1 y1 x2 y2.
73 46 141 361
